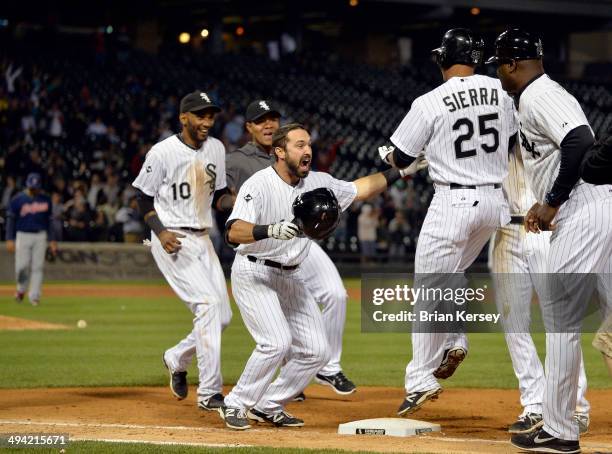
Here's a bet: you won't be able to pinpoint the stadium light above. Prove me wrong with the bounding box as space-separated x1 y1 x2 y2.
236 26 245 36
470 7 480 15
179 32 191 44
349 0 359 6
106 25 113 34
201 28 209 38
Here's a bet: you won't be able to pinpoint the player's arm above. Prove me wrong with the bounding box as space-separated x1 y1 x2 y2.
134 188 185 253
352 158 428 202
5 199 17 253
212 187 235 211
226 219 299 245
580 132 612 185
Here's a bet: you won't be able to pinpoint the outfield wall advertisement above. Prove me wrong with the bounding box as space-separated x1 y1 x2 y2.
0 242 162 281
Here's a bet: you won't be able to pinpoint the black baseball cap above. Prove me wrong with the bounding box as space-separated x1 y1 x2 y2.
180 90 221 113
486 28 543 64
245 100 281 122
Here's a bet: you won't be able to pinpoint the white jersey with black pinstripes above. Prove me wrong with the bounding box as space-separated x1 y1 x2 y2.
227 166 357 266
516 74 595 204
132 134 226 229
390 74 516 186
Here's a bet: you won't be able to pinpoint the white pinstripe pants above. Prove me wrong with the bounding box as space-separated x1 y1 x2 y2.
540 185 612 441
298 241 347 376
151 230 232 399
489 224 591 417
405 186 509 392
224 254 331 414
166 241 348 381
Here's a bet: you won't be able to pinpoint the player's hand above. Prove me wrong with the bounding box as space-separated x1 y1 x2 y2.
525 202 558 233
6 240 15 253
158 230 186 254
49 241 58 256
268 221 300 240
378 145 395 164
399 155 428 177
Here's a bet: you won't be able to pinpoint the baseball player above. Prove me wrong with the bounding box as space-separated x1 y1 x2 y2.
218 123 426 430
489 144 597 435
489 29 612 453
581 127 612 185
164 100 357 401
133 91 234 412
379 28 516 416
5 172 57 306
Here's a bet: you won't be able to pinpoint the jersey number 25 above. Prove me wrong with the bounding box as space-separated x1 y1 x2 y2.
453 113 499 159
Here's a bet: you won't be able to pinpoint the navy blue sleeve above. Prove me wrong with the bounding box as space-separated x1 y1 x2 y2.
6 197 19 240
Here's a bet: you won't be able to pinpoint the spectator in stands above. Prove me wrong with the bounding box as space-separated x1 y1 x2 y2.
388 211 411 258
115 196 144 243
86 116 108 137
358 203 378 263
48 103 64 138
65 197 92 242
1 176 18 211
102 172 121 206
50 192 64 241
87 173 104 209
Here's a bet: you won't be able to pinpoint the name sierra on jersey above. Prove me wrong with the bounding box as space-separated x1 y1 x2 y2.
443 87 499 112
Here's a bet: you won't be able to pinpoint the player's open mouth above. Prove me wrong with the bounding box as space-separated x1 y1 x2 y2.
299 156 311 170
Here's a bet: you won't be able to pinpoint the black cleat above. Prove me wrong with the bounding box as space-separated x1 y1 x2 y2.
198 393 225 411
511 428 580 453
247 408 304 427
292 392 306 402
433 347 467 379
218 406 251 430
509 413 544 434
315 372 356 395
162 354 188 400
397 388 442 416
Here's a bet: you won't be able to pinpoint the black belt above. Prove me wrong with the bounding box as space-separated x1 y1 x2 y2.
247 255 299 271
450 183 501 190
510 215 525 225
178 227 208 233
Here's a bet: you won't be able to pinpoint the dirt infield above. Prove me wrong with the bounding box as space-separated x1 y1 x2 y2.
0 315 70 331
0 386 610 453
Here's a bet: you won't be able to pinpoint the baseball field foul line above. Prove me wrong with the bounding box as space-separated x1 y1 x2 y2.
71 437 252 448
2 420 612 452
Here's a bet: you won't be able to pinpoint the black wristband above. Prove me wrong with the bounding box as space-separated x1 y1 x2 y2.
381 168 402 186
146 214 166 235
252 224 270 241
544 192 564 208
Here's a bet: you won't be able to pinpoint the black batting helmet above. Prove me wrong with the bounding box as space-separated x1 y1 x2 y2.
431 28 485 68
486 28 543 64
292 188 340 240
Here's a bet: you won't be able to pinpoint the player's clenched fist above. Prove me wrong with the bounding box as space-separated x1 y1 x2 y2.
268 221 300 240
158 230 187 254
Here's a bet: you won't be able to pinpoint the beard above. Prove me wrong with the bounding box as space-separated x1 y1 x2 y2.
287 155 310 179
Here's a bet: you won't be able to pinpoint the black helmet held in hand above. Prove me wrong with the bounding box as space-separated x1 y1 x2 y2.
486 28 543 65
292 188 340 240
431 28 485 68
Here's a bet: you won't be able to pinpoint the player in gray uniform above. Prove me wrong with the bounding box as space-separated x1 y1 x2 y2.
165 100 357 400
489 28 612 454
218 123 426 430
6 173 57 306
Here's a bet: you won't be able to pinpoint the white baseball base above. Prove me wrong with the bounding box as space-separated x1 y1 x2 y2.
338 418 441 437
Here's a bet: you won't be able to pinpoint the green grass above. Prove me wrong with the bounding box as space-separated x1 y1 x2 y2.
0 279 609 389
3 440 385 454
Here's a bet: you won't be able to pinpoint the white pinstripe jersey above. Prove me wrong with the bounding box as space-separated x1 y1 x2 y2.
516 74 592 203
503 142 537 216
132 134 226 229
228 166 357 266
391 74 516 186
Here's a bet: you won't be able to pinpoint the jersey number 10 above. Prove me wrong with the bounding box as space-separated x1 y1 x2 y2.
171 182 191 200
453 113 499 159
